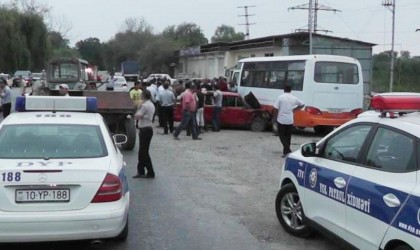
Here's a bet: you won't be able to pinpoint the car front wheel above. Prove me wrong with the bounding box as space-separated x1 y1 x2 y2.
250 117 266 132
275 183 312 237
392 245 414 250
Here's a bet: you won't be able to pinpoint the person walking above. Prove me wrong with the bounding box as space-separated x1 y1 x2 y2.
133 90 156 179
211 84 223 132
0 79 12 119
173 84 201 140
272 84 304 158
159 81 176 134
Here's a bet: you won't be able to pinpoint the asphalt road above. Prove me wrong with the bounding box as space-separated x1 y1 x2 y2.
0 87 347 250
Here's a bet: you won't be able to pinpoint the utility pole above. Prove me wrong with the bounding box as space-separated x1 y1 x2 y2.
289 0 340 54
383 0 396 92
238 6 256 40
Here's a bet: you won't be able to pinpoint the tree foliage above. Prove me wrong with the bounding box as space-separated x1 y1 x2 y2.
211 25 245 43
372 50 420 92
0 4 49 72
163 22 208 48
75 37 103 68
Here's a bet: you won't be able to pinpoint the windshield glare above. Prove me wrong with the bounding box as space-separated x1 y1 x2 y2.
0 124 108 159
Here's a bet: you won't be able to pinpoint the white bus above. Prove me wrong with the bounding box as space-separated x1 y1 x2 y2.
232 54 364 134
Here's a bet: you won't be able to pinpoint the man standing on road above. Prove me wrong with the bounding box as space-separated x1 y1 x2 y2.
129 81 143 109
106 72 116 91
0 79 12 119
159 82 176 134
272 84 304 158
211 84 223 132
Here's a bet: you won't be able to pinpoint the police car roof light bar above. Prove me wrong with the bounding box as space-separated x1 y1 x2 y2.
15 96 98 112
370 93 420 116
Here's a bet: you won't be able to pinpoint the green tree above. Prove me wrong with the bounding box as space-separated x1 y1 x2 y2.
372 50 420 92
0 4 49 72
211 25 245 43
162 22 208 48
75 37 104 68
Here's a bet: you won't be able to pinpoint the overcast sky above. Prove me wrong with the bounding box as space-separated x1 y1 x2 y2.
9 0 420 56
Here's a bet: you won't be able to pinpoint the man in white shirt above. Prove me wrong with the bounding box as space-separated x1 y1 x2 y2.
146 78 158 123
211 84 223 132
273 84 304 158
106 73 116 91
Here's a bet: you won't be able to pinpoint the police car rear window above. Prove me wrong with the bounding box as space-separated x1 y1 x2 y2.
0 124 107 159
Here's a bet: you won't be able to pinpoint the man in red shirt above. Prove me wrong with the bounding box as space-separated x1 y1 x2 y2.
173 84 202 140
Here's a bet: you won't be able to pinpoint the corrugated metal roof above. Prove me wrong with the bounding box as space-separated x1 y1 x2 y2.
200 32 376 53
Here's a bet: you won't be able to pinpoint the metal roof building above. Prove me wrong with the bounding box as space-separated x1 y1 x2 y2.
177 32 376 93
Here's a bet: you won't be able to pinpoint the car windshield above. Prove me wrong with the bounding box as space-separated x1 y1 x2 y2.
0 124 107 159
14 71 30 77
32 73 42 78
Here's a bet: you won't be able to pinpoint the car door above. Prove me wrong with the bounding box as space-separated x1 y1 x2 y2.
220 95 249 126
304 124 373 241
345 126 417 250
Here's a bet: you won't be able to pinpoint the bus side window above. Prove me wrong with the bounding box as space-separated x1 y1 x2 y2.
241 71 250 87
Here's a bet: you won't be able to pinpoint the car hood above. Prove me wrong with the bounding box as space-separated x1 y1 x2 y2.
244 91 261 109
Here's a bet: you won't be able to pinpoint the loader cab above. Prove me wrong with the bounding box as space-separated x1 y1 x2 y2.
47 58 89 93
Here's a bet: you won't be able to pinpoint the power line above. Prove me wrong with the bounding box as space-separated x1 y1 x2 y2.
382 0 396 92
288 0 340 34
238 5 256 40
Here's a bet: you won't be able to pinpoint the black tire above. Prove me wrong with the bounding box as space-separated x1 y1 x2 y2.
393 245 414 250
275 183 312 237
271 118 278 136
313 126 333 135
250 117 266 132
122 118 136 151
113 217 128 242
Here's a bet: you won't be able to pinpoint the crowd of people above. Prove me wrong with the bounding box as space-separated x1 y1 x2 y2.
130 76 239 179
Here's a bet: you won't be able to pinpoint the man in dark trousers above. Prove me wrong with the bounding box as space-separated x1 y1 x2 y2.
272 84 304 158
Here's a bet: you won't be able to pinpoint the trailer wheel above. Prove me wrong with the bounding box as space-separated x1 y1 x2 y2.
122 118 136 150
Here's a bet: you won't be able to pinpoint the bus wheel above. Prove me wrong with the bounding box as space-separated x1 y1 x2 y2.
250 117 266 132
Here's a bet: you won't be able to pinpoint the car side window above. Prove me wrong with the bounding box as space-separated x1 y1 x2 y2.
321 125 372 163
365 127 416 172
222 96 235 107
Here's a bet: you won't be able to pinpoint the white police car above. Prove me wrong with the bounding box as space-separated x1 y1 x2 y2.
276 93 420 250
0 96 129 243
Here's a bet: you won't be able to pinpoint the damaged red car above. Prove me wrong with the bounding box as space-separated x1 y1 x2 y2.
173 91 270 132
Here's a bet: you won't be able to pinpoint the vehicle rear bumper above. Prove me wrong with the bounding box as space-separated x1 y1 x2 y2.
0 195 129 242
294 111 357 127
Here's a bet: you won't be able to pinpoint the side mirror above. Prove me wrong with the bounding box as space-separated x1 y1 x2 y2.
301 142 317 157
113 134 128 145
